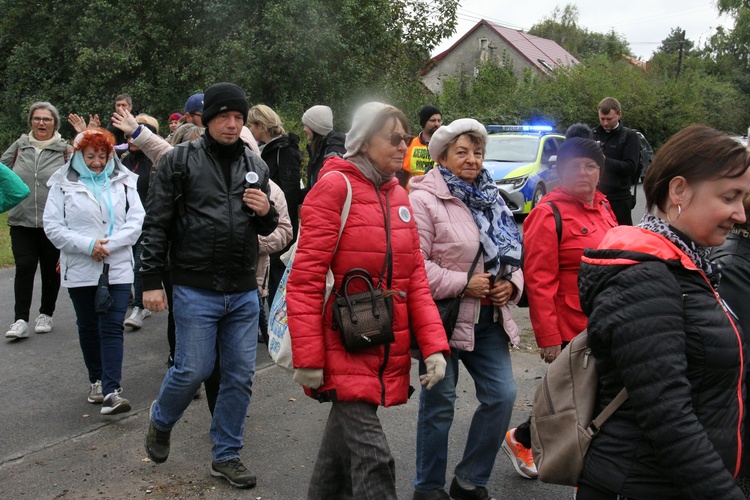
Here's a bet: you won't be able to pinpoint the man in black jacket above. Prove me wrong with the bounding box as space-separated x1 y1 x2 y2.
140 82 278 489
592 97 641 225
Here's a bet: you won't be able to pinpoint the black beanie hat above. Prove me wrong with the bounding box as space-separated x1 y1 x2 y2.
201 82 249 126
557 137 605 168
565 123 593 140
418 105 442 128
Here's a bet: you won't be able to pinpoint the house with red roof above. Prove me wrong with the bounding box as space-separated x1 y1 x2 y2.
422 19 579 93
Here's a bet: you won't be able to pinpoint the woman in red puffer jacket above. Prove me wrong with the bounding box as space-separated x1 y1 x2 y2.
286 102 450 500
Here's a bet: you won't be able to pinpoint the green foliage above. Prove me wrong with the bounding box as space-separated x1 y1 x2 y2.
437 55 750 148
656 27 694 55
0 0 457 143
528 3 631 60
0 212 11 268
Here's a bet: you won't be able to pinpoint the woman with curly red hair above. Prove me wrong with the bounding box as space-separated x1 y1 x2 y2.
44 128 144 415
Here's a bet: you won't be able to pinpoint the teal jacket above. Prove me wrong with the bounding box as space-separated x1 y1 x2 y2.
0 162 30 213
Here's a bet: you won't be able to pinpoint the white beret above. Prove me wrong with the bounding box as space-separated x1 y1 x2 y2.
428 118 488 163
344 101 391 158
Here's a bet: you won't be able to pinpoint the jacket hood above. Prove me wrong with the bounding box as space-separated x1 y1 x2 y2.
262 132 300 153
319 155 399 191
17 133 69 152
324 131 346 148
579 226 699 316
47 155 137 188
409 166 452 199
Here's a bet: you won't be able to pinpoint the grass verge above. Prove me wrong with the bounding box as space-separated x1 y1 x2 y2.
0 212 13 268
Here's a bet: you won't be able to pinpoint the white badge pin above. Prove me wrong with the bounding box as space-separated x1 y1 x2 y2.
245 172 259 185
398 206 411 223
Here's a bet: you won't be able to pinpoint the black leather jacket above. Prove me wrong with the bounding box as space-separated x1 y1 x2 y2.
592 124 640 201
140 135 278 293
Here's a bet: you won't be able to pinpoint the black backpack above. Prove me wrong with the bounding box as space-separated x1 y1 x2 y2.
517 202 562 308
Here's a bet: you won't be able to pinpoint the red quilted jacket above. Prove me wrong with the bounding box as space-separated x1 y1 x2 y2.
287 156 450 407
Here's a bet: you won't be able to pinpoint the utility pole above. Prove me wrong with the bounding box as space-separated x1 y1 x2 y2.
676 29 686 79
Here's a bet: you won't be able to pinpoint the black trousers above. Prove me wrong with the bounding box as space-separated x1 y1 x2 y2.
164 272 176 365
308 401 397 500
10 226 60 322
607 197 633 226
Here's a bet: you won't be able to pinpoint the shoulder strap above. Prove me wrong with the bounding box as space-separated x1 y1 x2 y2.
590 388 628 433
545 201 562 244
172 143 190 216
321 171 352 253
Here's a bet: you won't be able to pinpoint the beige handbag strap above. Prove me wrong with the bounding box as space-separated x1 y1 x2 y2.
590 388 628 433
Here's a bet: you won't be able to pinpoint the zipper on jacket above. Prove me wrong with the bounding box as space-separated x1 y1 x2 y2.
583 348 591 369
374 184 391 406
34 152 40 227
699 272 744 477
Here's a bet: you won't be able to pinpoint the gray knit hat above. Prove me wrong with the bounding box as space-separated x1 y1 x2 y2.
302 105 334 136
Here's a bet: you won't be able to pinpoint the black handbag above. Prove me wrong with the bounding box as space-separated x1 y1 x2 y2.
332 190 396 352
434 247 483 340
332 269 395 351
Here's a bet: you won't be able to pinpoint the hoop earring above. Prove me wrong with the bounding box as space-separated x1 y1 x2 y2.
666 204 682 223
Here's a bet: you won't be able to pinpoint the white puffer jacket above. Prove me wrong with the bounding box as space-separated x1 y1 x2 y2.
44 160 144 288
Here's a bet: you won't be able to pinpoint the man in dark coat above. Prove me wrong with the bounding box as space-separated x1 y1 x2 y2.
592 97 641 225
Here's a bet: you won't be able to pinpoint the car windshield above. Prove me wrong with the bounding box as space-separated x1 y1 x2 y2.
485 136 539 163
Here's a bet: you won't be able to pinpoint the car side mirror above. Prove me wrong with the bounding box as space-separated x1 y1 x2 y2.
548 155 557 165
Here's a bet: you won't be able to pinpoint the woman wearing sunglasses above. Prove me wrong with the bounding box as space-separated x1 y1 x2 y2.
2 102 72 339
287 102 450 499
409 119 524 500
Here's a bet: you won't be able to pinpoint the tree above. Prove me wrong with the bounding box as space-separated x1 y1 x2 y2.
0 0 458 144
656 27 694 55
528 3 631 60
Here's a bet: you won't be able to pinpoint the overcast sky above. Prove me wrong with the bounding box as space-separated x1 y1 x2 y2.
435 1 735 60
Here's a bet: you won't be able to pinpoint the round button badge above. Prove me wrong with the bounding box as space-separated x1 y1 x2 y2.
398 206 411 223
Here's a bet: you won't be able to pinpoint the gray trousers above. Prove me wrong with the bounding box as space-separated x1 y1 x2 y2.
307 400 397 500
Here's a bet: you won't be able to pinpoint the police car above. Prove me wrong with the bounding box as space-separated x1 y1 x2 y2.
484 125 565 216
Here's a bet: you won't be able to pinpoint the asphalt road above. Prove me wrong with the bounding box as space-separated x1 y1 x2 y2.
0 189 647 499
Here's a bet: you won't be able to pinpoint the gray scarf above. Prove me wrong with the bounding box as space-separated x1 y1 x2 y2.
347 153 394 187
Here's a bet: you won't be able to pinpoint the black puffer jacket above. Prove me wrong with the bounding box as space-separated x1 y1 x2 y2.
260 133 302 238
578 225 744 499
140 135 279 293
712 230 750 480
592 124 640 201
303 131 346 198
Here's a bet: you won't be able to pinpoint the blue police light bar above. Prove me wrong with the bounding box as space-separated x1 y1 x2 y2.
487 124 554 133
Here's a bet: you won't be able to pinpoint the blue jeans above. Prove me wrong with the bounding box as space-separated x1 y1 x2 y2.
414 306 517 491
68 283 131 396
151 285 260 462
132 236 144 309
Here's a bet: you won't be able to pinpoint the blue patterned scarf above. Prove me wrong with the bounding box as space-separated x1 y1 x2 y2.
439 166 522 276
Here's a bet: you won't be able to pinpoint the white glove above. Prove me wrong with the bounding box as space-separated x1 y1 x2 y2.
293 368 324 389
420 353 447 390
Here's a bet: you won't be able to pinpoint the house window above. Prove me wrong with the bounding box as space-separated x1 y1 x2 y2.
479 38 488 50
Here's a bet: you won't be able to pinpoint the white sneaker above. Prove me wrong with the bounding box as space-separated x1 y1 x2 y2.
34 314 53 334
142 308 152 319
5 319 29 339
124 307 144 330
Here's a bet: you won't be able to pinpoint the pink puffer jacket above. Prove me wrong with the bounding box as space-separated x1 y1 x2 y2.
409 168 523 350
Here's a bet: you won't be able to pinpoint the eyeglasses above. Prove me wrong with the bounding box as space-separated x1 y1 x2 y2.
562 163 600 174
32 117 54 124
380 133 413 147
191 112 203 117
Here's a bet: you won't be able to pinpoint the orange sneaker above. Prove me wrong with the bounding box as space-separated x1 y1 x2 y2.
501 428 538 479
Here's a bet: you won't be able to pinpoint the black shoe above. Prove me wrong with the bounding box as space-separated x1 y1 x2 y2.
144 401 171 464
211 458 257 489
414 490 450 500
449 477 496 500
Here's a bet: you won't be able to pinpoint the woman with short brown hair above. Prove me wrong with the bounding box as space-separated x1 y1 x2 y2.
577 125 750 499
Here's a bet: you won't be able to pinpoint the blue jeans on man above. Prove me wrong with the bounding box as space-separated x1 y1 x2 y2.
68 283 131 396
150 285 259 462
414 306 517 492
